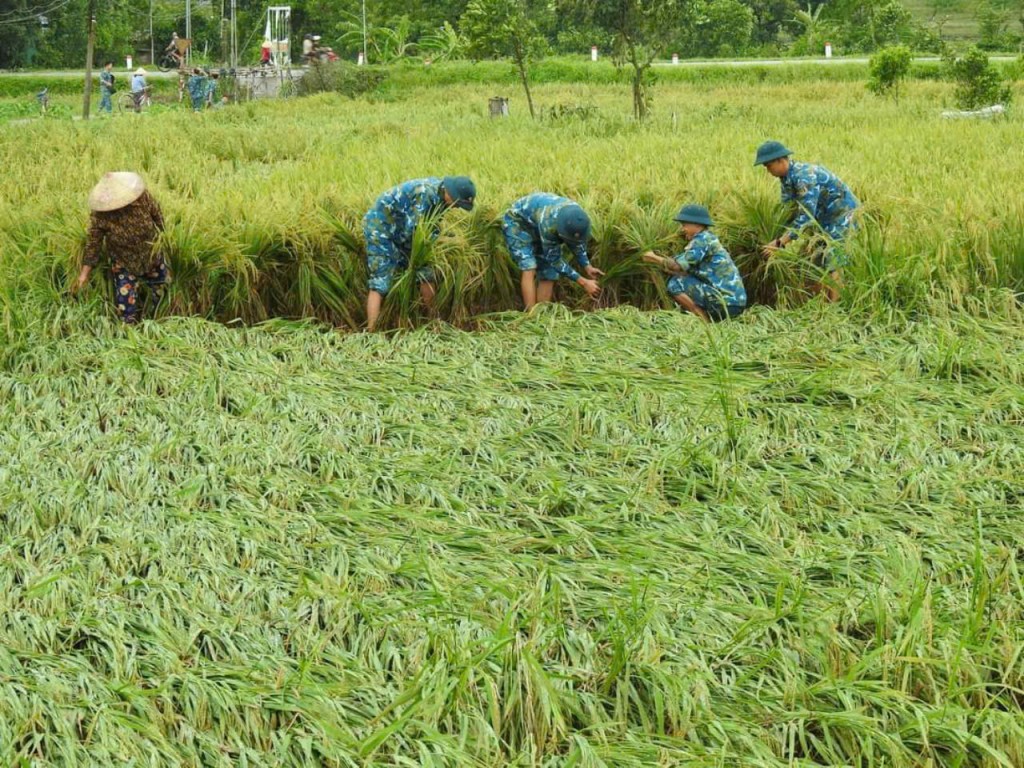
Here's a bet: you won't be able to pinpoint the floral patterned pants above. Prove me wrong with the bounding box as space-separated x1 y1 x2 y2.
112 257 169 323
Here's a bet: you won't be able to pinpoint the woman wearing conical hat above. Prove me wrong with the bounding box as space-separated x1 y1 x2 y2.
74 172 170 324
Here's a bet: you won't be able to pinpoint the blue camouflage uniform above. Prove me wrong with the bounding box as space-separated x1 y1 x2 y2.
501 194 591 282
364 177 447 295
187 74 207 111
667 230 747 321
99 70 114 113
780 161 860 271
205 77 218 107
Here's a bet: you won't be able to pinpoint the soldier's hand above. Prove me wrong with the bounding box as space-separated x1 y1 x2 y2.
641 251 662 265
583 265 604 279
761 242 779 258
578 277 601 298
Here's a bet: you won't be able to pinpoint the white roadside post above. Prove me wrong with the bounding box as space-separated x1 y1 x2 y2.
825 41 832 59
591 45 598 62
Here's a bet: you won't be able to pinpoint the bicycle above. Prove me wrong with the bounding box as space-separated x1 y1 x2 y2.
117 86 153 113
157 52 182 72
157 39 191 72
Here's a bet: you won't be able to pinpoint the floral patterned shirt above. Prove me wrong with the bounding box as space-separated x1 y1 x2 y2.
84 191 165 275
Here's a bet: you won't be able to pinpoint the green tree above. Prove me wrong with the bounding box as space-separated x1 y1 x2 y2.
1005 0 1024 39
0 1 47 68
872 0 911 46
745 0 799 46
563 0 680 121
976 1 1012 50
418 21 466 62
814 0 911 52
461 0 546 119
693 0 755 57
792 2 829 54
944 45 1012 108
338 13 419 63
924 0 963 40
868 44 911 100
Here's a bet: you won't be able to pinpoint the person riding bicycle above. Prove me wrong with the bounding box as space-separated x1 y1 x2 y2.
164 32 190 68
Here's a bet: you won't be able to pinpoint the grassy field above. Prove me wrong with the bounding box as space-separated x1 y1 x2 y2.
1 68 1023 764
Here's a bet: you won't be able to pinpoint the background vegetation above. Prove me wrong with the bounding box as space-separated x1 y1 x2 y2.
2 0 1023 72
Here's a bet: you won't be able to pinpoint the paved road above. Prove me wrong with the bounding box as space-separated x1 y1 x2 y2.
653 55 1017 67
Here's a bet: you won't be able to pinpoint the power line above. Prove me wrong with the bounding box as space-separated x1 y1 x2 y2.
0 0 74 26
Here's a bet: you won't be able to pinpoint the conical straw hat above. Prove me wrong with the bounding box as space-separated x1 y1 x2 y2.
88 172 146 212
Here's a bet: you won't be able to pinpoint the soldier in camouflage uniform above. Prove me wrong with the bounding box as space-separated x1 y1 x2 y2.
187 69 208 112
75 172 169 324
501 193 603 309
363 176 476 330
99 62 115 114
643 204 747 322
204 71 219 108
755 140 860 302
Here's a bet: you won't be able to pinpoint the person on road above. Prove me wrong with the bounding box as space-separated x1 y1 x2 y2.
99 61 115 114
165 32 189 68
75 172 170 324
754 140 860 302
501 193 603 310
363 176 476 331
643 204 746 322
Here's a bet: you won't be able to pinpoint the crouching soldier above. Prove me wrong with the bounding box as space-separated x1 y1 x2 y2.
364 176 476 331
74 172 170 324
501 193 603 309
643 204 746 322
755 140 860 302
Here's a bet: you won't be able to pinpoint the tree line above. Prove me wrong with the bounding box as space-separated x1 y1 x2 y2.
1 0 1021 71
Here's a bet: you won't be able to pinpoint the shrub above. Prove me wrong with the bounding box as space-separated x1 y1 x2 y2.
295 62 389 98
868 45 912 100
943 46 1012 109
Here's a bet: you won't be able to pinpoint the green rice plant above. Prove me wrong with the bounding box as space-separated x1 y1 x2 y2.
1 305 1022 764
4 75 1023 328
379 217 441 330
718 190 795 306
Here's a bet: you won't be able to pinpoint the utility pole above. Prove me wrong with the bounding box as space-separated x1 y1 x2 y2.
230 0 237 68
150 0 154 64
362 0 368 64
220 0 228 66
185 0 191 65
82 0 97 119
